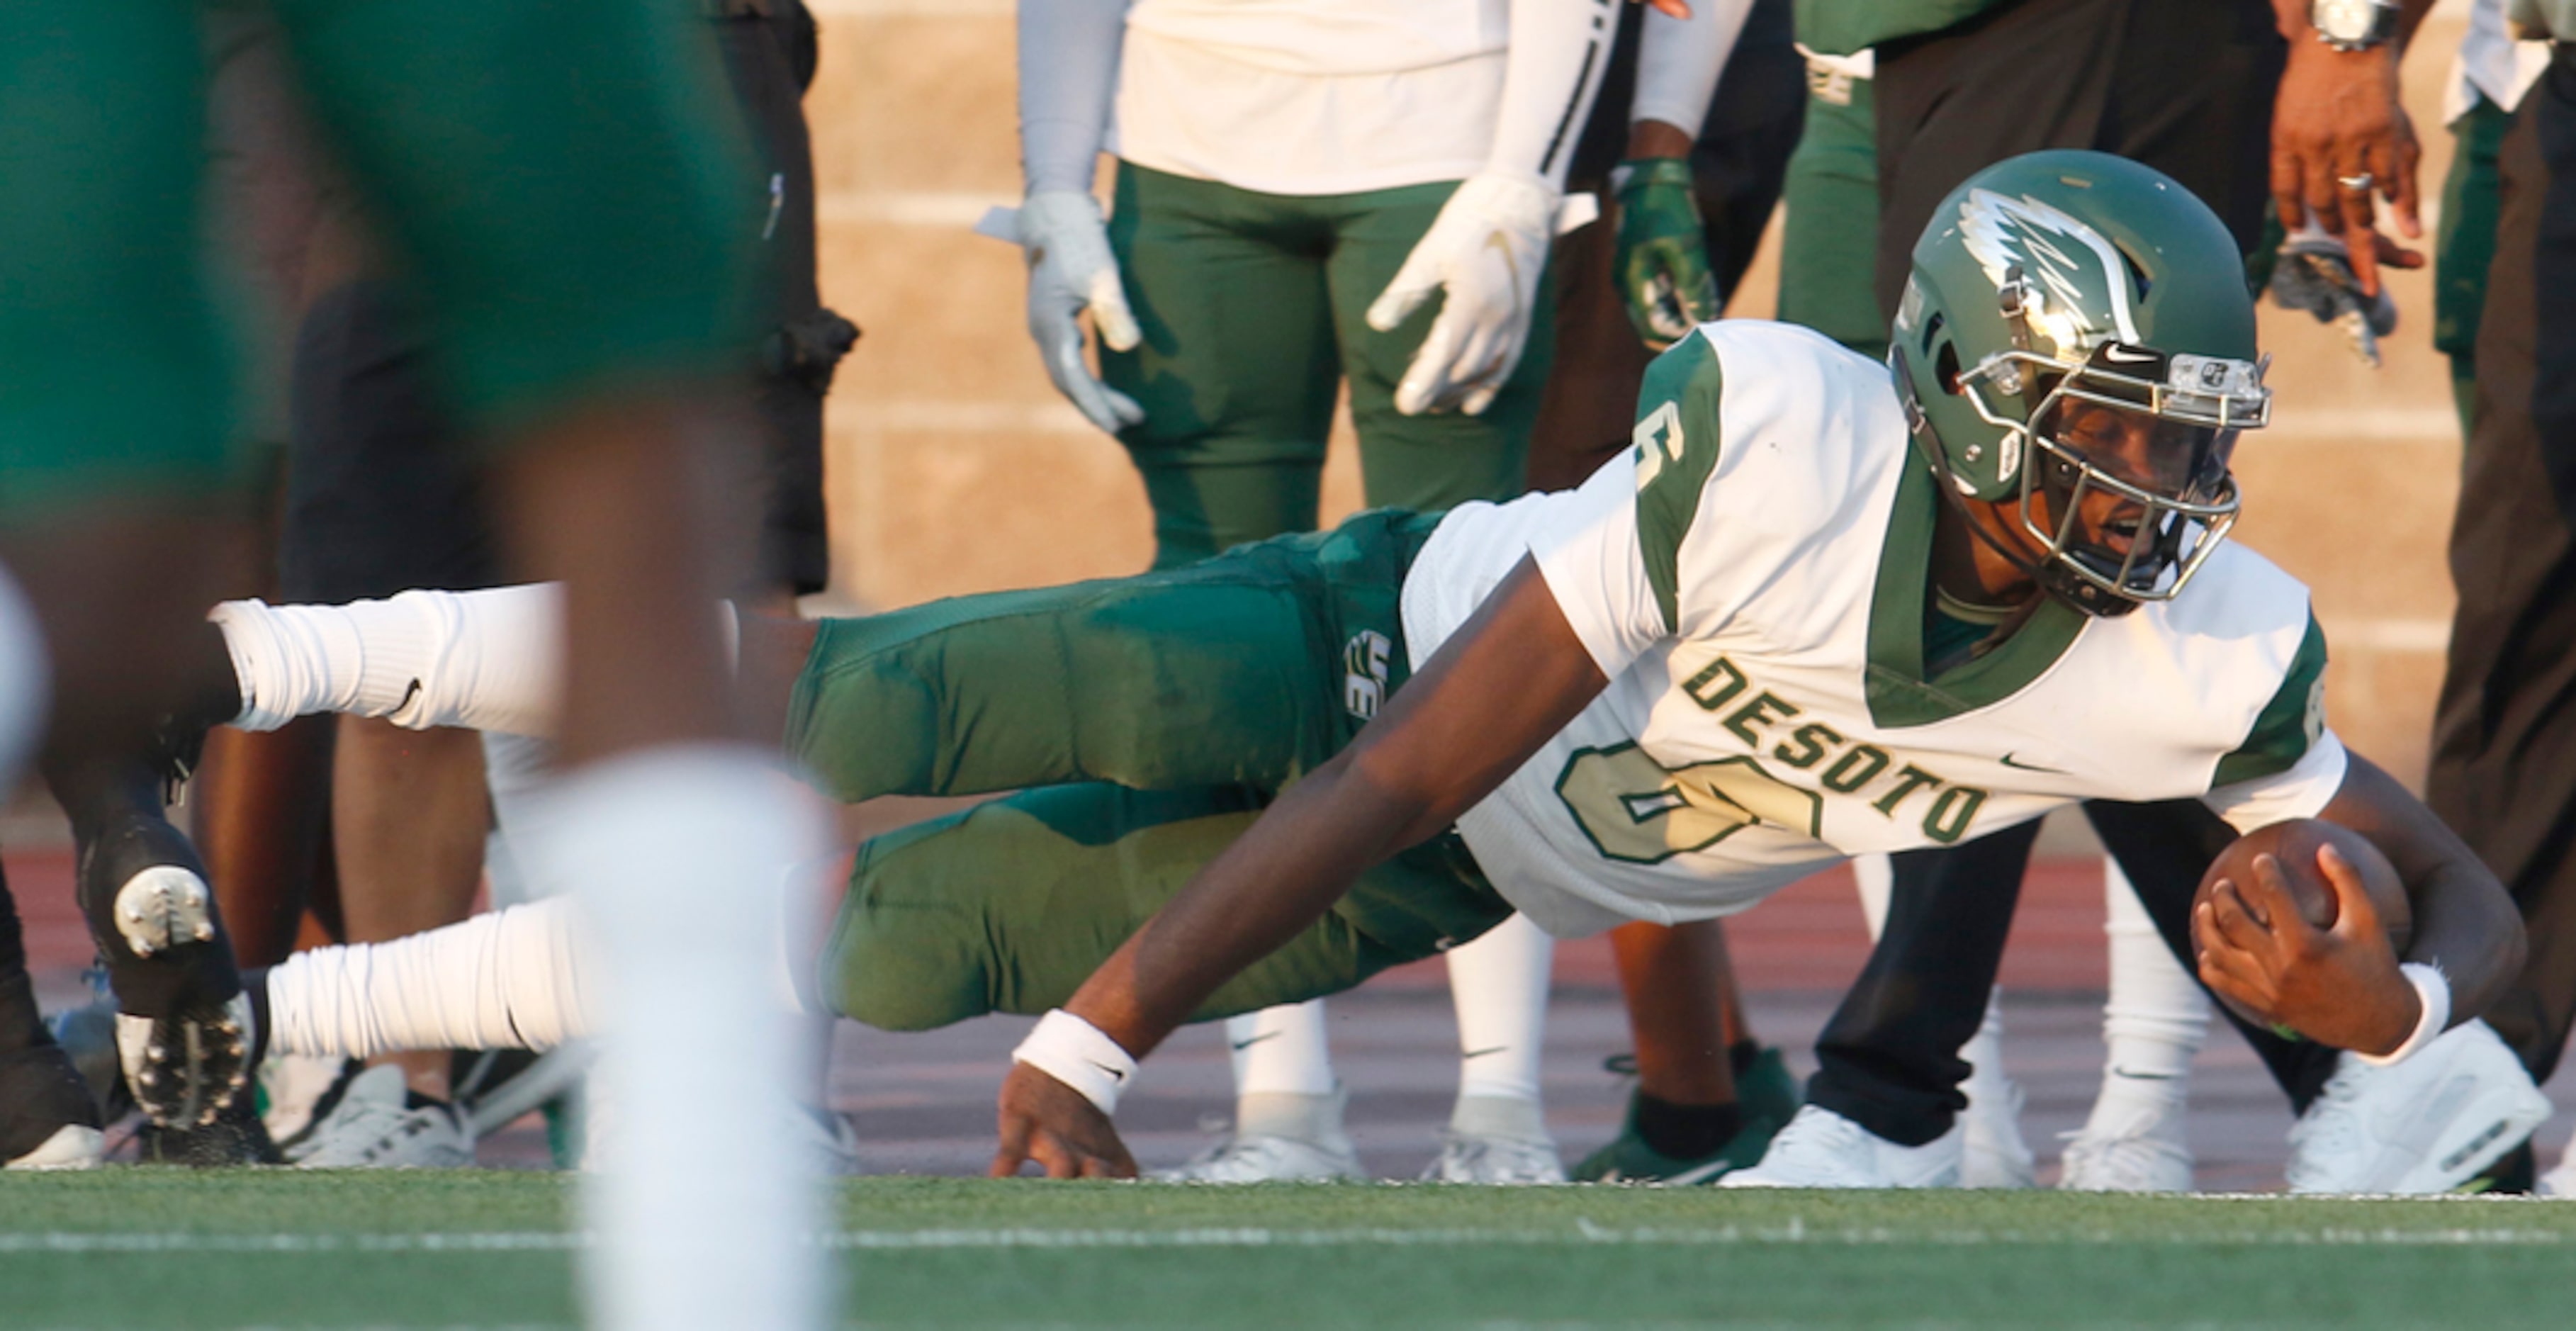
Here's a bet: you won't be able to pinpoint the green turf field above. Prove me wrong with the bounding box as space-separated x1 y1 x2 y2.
4 1173 2575 1328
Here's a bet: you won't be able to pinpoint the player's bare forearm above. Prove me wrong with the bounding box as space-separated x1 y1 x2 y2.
1062 557 1610 1058
2319 753 2528 1029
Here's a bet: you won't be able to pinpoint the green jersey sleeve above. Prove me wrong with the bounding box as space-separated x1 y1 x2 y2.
1632 332 1727 635
2210 612 2329 790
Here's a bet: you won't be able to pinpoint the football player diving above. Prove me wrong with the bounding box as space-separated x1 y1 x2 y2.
175 151 2535 1183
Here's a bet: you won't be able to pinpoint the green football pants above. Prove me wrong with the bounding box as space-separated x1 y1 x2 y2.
1775 82 1889 360
0 1 753 517
784 509 1513 1030
1102 164 1551 568
2436 94 2517 438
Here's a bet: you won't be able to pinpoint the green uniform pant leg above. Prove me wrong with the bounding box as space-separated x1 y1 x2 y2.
1133 461 1322 570
2437 96 2516 440
267 0 756 439
1101 164 1342 566
783 547 1342 804
0 6 242 518
1325 182 1544 510
826 784 1511 1030
1776 83 1889 360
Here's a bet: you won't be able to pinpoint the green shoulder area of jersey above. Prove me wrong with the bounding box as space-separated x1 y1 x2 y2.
1632 332 1726 635
2210 613 2331 790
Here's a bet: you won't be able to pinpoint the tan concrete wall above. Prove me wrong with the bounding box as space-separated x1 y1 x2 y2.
807 1 2477 786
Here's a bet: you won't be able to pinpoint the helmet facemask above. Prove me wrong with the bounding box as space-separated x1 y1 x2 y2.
1952 298 2268 615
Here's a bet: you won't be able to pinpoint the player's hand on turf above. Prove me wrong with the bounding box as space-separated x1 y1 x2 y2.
1014 190 1146 436
1612 157 1720 349
2195 842 2419 1055
1366 172 1560 416
2270 35 2421 297
992 1062 1140 1180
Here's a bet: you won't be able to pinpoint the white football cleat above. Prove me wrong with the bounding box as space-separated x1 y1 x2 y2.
2286 1020 2550 1194
2058 1099 2195 1193
1420 1095 1565 1184
291 1065 475 1169
1721 1104 1963 1189
1960 1069 2036 1189
4 1124 104 1172
1152 1089 1364 1184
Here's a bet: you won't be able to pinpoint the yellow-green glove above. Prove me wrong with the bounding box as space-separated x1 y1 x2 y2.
1612 157 1720 349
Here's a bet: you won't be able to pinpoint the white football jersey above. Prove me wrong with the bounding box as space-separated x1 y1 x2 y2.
1400 322 2344 938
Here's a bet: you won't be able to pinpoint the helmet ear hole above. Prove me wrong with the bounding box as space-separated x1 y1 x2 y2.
2115 242 2152 302
1933 338 1962 395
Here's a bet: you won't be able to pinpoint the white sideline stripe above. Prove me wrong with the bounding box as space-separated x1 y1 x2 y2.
4 1223 2568 1254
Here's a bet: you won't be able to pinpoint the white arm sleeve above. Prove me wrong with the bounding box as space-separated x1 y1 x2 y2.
1632 0 1754 135
1488 0 1622 187
1018 0 1129 195
2202 729 2351 833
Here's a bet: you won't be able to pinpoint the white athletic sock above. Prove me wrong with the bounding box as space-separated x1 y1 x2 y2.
1959 986 2008 1096
1853 853 1894 940
482 731 557 907
264 898 600 1059
1446 912 1553 1107
210 585 565 735
514 745 831 1331
1227 1000 1337 1099
2091 855 2207 1118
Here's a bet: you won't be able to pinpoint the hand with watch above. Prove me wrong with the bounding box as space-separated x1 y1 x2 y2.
2269 0 2431 296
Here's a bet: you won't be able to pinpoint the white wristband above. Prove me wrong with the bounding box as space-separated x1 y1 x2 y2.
2353 962 2451 1067
1011 1009 1138 1116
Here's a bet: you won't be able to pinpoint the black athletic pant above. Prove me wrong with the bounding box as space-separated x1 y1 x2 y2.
1806 0 2314 1144
2426 50 2576 1088
1869 0 2285 320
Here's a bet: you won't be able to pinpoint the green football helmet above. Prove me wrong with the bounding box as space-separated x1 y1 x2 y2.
1891 150 2270 616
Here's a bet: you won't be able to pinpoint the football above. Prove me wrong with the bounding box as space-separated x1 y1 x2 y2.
2190 818 2412 1029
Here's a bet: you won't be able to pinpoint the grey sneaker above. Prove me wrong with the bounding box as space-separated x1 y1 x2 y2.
291 1065 474 1169
1152 1089 1363 1183
1420 1094 1563 1184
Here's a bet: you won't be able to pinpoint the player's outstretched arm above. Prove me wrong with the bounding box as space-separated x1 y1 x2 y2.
992 557 1612 1177
2198 753 2526 1057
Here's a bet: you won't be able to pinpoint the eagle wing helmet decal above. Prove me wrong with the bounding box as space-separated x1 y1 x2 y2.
1957 187 2142 357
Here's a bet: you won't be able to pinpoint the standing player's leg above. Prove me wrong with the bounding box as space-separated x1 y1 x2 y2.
1330 178 1562 1181
1730 831 2035 1189
0 862 102 1171
0 5 285 1164
1096 163 1359 1177
2426 71 2576 1194
266 4 823 1325
2059 857 2207 1191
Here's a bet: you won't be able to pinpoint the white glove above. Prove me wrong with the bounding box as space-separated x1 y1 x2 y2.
1365 173 1559 417
1012 190 1144 434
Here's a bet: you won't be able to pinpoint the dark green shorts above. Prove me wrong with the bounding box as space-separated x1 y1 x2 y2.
0 1 754 517
784 508 1514 1029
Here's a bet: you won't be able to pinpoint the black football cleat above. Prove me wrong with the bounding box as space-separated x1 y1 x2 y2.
135 1091 283 1167
117 993 257 1131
